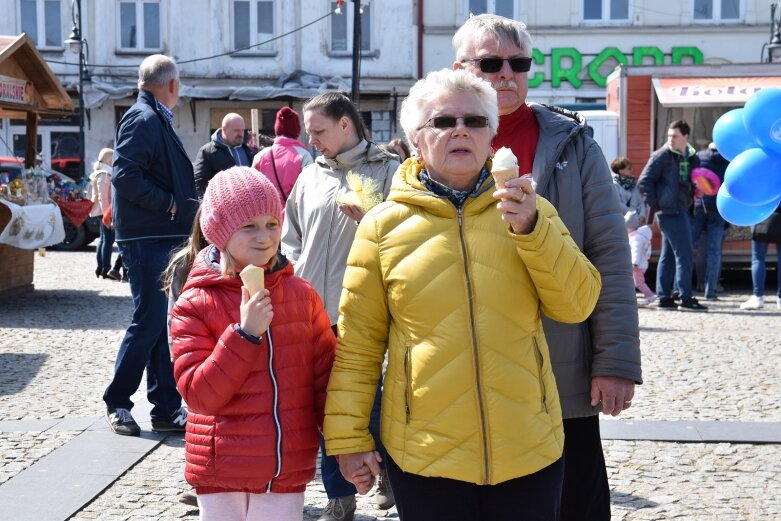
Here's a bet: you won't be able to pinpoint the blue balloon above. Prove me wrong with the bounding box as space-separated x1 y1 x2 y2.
712 108 758 161
722 148 781 206
743 87 781 155
716 185 781 226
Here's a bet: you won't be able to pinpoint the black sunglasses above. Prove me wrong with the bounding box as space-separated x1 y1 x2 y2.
461 56 533 73
417 115 490 130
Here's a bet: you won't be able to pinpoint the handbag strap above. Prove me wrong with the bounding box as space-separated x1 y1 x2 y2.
268 147 288 201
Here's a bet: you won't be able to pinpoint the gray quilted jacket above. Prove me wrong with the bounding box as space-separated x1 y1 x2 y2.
528 104 642 418
281 140 399 324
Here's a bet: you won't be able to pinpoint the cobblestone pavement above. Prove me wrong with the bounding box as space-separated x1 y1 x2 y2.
1 250 779 520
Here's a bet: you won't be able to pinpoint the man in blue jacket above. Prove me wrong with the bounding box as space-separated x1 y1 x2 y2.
103 54 198 436
638 120 707 311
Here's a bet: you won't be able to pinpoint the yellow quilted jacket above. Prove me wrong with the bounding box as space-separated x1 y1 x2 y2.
324 159 602 485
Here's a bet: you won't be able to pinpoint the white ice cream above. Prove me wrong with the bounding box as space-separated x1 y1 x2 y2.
491 147 518 172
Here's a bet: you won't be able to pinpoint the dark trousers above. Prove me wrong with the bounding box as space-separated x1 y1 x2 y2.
690 207 726 299
561 416 611 521
103 238 184 420
96 222 115 274
386 454 564 521
656 212 694 300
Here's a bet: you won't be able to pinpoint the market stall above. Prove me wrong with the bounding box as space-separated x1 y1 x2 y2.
0 34 74 297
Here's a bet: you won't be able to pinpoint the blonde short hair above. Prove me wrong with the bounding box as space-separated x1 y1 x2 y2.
93 148 114 171
400 68 498 147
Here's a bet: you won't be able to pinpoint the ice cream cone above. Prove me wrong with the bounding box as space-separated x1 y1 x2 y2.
492 166 519 189
240 264 264 296
491 147 520 188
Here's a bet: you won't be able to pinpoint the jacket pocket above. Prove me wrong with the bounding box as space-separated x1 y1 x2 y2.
532 337 548 414
404 343 412 424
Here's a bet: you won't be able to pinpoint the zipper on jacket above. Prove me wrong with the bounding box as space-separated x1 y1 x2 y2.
323 188 337 315
404 343 412 423
457 206 491 485
532 335 548 414
265 327 283 492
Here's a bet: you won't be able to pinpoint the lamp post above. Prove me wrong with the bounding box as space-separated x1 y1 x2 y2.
64 0 86 180
766 3 781 63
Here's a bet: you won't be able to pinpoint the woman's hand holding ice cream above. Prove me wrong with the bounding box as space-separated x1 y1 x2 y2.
494 176 538 235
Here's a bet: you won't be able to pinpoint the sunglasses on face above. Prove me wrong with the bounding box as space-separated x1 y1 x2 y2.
417 115 489 130
461 56 533 73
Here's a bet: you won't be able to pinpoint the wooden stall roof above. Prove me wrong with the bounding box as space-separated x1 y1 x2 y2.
0 33 73 118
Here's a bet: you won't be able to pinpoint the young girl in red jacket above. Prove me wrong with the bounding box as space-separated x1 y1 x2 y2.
168 166 335 521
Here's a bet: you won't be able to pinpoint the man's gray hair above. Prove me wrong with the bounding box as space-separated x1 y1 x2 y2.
138 54 179 90
400 68 498 147
452 14 533 59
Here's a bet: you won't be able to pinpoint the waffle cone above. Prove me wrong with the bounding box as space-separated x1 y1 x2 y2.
240 264 265 296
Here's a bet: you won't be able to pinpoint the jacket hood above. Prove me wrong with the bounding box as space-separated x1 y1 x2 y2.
529 104 587 189
274 135 308 149
182 245 293 294
632 225 653 241
211 128 230 149
667 142 697 159
386 157 496 218
315 140 393 171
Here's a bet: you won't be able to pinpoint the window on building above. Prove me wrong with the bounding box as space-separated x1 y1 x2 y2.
20 0 63 49
467 0 515 18
583 0 629 22
118 0 160 51
233 0 275 52
693 0 741 21
330 1 371 53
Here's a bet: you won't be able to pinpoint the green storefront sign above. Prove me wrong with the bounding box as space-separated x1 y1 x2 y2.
529 46 704 89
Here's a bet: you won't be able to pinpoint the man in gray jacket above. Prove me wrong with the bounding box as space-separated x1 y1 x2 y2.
454 14 642 520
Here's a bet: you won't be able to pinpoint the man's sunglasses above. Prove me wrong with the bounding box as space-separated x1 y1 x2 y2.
461 56 533 73
418 115 489 130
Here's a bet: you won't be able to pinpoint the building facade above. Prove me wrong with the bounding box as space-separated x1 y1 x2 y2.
0 0 776 178
423 0 775 105
0 0 416 177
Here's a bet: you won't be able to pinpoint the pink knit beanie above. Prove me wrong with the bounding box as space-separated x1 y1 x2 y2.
200 166 283 251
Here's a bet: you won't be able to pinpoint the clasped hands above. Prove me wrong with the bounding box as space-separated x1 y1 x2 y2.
336 450 383 495
493 176 537 235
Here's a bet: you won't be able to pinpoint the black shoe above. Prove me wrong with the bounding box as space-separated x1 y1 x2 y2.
106 408 141 436
121 271 129 282
105 269 122 281
655 297 677 309
151 406 187 433
678 297 708 312
95 267 103 278
672 291 681 302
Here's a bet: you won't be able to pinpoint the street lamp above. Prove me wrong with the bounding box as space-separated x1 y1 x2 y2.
765 3 781 63
64 0 88 180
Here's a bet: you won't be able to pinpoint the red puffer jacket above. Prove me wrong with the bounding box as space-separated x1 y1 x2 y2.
171 246 335 494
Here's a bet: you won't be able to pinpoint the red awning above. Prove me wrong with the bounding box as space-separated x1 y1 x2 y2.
652 76 781 107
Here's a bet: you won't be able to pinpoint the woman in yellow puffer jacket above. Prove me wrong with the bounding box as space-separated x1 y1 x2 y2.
324 69 602 521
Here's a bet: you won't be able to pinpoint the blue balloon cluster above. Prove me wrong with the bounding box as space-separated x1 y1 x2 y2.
713 87 781 226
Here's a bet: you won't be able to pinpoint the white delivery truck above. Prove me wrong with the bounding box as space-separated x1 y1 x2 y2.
579 109 619 166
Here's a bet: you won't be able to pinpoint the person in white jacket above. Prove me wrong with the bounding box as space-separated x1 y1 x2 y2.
281 91 400 521
626 211 654 306
88 148 121 280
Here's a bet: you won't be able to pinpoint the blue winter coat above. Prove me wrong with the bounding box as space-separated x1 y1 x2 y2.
112 90 197 241
638 145 700 215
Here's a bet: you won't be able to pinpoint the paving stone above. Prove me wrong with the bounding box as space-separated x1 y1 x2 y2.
0 249 779 520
